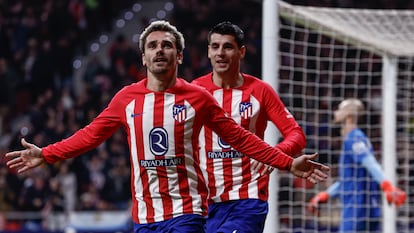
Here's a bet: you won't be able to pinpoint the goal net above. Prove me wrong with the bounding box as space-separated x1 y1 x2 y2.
274 1 414 232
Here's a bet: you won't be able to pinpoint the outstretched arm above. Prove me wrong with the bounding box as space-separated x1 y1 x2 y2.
5 138 45 173
252 153 330 182
361 155 406 207
201 92 330 180
307 181 340 214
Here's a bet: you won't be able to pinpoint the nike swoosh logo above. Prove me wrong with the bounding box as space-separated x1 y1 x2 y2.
232 230 237 233
131 112 144 117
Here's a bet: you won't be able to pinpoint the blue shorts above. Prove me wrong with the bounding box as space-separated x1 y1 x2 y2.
134 214 205 233
206 199 268 233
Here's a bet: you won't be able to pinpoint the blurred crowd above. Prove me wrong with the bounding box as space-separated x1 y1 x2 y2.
1 0 414 231
0 0 140 230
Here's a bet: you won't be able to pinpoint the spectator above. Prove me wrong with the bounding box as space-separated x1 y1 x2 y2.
55 161 77 212
102 156 131 210
108 33 141 90
0 165 16 212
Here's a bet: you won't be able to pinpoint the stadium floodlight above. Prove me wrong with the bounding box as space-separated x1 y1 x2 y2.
269 1 414 232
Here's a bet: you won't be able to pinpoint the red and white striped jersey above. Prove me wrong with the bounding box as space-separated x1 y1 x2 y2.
192 73 306 203
42 78 294 224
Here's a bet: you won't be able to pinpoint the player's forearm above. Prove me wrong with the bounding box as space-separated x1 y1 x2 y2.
232 132 294 170
42 117 119 163
42 128 105 163
275 128 306 156
208 110 293 170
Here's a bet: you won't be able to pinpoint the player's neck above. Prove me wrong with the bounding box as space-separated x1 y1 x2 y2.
146 74 177 92
342 122 357 136
212 72 243 89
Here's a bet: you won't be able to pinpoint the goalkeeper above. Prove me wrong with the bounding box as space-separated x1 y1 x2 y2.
308 98 406 232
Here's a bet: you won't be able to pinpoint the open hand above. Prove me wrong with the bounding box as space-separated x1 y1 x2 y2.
5 138 45 173
290 153 330 183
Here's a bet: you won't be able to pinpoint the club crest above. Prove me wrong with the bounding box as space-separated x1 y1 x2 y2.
173 104 187 123
239 102 252 119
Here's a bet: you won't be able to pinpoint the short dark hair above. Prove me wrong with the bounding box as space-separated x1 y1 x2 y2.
208 21 245 48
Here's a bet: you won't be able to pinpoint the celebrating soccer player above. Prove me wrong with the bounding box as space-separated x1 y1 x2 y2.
192 21 309 233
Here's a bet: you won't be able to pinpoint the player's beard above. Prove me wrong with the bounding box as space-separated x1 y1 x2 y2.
151 66 168 74
149 60 173 74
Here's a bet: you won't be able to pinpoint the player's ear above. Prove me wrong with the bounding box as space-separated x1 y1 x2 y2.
177 52 183 64
142 53 147 66
207 45 212 59
239 45 246 59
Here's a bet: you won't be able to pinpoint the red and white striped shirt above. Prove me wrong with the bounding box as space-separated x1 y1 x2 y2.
193 73 306 203
42 78 294 224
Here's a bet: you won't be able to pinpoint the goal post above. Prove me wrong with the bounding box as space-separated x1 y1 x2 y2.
381 54 398 233
264 1 414 232
262 1 281 233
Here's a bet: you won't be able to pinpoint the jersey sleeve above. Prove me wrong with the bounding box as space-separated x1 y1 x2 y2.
261 83 306 156
201 91 293 170
42 94 124 163
326 181 340 199
361 155 386 184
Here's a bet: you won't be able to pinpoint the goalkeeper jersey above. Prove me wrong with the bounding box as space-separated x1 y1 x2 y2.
42 78 294 224
192 73 305 203
339 128 381 232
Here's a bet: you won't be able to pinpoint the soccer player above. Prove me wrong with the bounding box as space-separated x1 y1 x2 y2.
5 20 329 233
308 98 406 232
192 21 307 233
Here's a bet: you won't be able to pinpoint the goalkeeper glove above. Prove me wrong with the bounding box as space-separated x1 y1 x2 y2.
308 191 329 215
381 180 406 208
